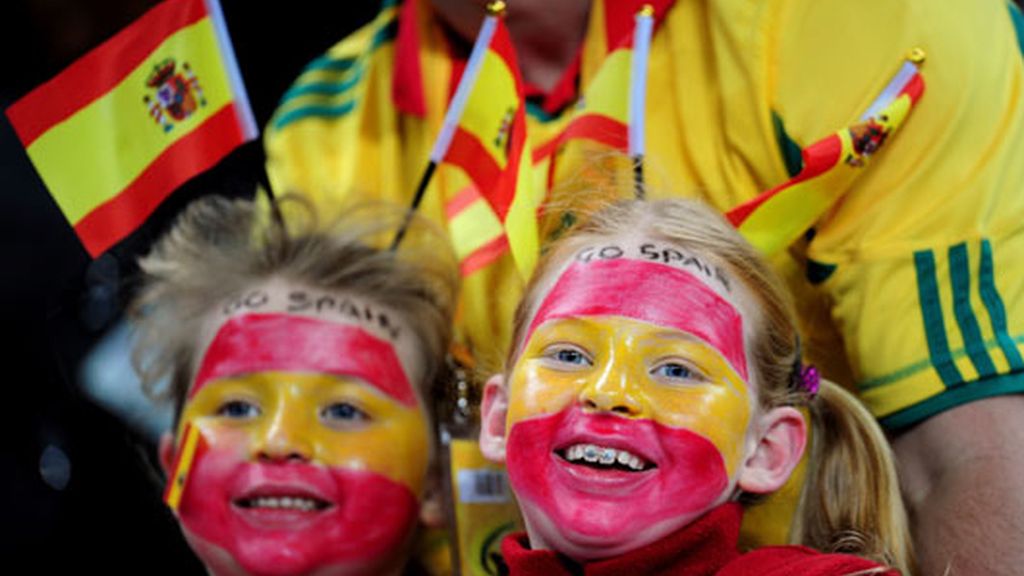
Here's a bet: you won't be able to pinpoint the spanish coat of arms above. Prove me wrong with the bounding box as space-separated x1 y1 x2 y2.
143 57 206 132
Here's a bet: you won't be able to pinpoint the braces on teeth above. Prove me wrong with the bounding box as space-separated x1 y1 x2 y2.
562 444 649 470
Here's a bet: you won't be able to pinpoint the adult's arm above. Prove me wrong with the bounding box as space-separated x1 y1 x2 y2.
770 0 1024 572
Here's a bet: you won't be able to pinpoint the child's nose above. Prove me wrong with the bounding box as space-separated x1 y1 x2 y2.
255 404 315 462
579 360 643 417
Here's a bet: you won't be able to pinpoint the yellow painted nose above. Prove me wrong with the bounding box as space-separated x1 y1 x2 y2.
254 384 316 462
578 346 644 417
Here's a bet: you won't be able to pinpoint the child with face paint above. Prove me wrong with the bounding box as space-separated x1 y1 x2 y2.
131 195 457 576
479 198 914 575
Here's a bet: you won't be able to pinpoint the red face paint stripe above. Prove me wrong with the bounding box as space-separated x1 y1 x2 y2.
193 313 416 406
528 258 748 380
506 407 729 541
179 456 420 573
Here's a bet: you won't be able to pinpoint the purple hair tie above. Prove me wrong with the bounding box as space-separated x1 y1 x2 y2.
800 365 821 397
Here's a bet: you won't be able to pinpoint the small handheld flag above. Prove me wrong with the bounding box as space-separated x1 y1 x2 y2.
727 51 926 255
391 1 503 251
163 421 207 513
528 4 657 196
394 1 542 279
6 0 258 258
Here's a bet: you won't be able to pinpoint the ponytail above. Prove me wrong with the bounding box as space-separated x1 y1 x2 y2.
506 197 917 573
792 380 916 575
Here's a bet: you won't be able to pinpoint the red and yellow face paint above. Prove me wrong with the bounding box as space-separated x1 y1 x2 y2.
167 308 428 576
504 253 754 559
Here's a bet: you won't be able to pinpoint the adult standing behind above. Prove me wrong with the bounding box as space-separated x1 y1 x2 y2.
264 1 1024 573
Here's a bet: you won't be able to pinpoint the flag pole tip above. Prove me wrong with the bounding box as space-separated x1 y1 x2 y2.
486 1 507 16
907 47 926 64
638 4 655 17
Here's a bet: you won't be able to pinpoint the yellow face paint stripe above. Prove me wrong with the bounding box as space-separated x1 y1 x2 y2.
509 316 753 474
181 372 430 493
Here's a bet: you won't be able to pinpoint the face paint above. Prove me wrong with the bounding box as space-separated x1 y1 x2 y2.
164 422 205 513
509 317 752 469
525 257 748 380
174 309 429 575
505 255 753 559
193 313 417 407
506 407 727 555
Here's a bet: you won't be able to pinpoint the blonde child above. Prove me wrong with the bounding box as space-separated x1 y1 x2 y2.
479 198 913 575
132 195 457 576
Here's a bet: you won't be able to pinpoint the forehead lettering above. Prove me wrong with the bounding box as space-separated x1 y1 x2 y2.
223 288 401 341
528 258 748 380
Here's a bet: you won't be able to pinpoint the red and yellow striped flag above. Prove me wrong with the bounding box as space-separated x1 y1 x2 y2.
162 421 207 513
537 30 634 160
440 7 541 278
532 5 657 168
529 5 657 200
727 58 925 255
6 0 258 257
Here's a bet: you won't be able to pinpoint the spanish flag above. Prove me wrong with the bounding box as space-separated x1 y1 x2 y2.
163 421 207 513
727 57 925 255
556 40 631 153
536 6 655 162
438 4 541 279
528 4 656 202
6 0 258 258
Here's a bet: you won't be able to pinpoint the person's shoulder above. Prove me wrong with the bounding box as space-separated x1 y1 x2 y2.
718 545 899 576
320 3 401 64
266 4 400 135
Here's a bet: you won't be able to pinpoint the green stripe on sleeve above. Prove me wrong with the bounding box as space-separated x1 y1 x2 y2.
272 101 357 131
370 17 400 49
771 111 803 178
914 250 964 386
281 71 365 103
305 55 358 73
859 334 1024 390
879 370 1024 431
979 239 1024 370
949 243 997 378
271 16 398 132
1009 2 1024 57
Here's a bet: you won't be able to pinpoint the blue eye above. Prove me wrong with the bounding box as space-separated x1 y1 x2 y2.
555 348 589 365
321 402 368 423
654 363 693 380
217 400 261 419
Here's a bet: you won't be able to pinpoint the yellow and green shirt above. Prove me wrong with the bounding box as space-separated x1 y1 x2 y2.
266 0 1024 432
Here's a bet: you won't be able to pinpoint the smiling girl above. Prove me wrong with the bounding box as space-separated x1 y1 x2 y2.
479 198 913 575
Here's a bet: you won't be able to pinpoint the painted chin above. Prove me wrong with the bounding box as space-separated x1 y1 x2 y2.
505 407 729 560
178 454 419 576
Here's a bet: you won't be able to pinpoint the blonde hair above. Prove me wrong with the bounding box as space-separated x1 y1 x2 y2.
131 193 458 424
507 197 914 574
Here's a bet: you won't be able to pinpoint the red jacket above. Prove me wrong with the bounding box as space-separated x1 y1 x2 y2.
499 503 899 576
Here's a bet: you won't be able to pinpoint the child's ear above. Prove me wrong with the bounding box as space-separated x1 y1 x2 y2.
159 432 176 477
736 406 807 494
478 374 509 463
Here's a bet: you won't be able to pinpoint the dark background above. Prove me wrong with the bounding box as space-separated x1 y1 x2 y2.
0 1 376 571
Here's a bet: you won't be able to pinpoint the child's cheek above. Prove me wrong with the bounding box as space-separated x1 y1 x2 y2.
507 363 581 425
